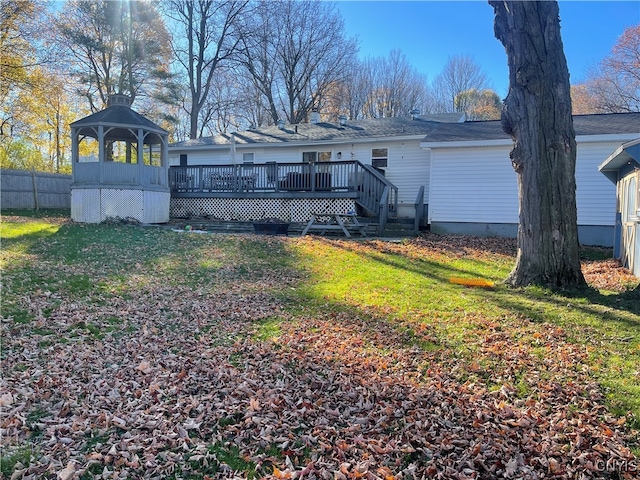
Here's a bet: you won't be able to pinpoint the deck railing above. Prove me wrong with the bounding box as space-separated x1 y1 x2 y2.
169 160 398 215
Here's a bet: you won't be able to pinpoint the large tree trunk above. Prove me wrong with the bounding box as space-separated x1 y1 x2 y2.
490 0 586 288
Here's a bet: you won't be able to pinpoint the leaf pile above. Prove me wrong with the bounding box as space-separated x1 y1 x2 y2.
1 230 638 479
582 258 639 292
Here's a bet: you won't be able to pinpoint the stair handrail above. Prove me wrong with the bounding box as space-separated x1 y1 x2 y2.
377 186 390 236
414 185 425 235
354 162 398 217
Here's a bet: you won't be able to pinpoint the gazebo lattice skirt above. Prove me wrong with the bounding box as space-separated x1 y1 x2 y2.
170 198 356 223
71 188 170 224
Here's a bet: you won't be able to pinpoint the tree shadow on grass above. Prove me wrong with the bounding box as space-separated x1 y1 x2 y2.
491 284 639 334
312 236 506 285
299 236 639 356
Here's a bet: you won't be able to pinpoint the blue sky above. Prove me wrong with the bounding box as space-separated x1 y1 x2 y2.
335 1 640 97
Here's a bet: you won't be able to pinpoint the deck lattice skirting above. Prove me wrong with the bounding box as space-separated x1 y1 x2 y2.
170 197 355 222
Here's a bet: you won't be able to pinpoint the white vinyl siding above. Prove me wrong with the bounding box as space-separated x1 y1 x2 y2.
384 141 430 207
429 141 620 227
342 140 430 208
429 145 518 224
575 142 619 226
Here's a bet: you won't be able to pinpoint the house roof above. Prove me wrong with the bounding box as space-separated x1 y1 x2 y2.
170 112 640 151
420 112 640 145
170 113 466 148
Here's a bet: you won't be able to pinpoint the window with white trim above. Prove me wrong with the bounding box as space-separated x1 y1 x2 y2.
372 148 388 168
302 151 331 163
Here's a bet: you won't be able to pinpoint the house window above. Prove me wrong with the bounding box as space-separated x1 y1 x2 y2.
304 151 332 172
302 151 331 163
372 148 388 168
243 153 254 163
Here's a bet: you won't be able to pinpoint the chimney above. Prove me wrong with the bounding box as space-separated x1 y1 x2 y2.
108 94 132 107
310 110 320 124
277 119 285 130
410 108 420 120
338 115 348 126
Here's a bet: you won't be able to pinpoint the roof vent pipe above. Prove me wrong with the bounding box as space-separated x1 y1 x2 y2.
338 115 348 126
277 119 285 130
410 109 420 120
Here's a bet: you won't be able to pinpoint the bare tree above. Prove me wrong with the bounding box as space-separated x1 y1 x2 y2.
490 0 585 288
328 57 376 121
163 0 249 138
325 50 430 121
239 0 357 125
362 50 429 118
236 0 281 125
431 54 491 113
199 67 248 135
582 25 640 113
278 0 357 124
570 84 602 115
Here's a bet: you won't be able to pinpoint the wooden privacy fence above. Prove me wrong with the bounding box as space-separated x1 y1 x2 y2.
1 169 71 209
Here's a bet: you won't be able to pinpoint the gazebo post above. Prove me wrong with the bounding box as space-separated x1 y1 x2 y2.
98 125 106 184
137 128 144 181
71 128 78 182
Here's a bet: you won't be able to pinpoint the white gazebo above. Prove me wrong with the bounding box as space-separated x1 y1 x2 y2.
70 94 170 223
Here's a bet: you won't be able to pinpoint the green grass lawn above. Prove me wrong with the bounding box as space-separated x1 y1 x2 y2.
299 237 639 415
1 210 638 478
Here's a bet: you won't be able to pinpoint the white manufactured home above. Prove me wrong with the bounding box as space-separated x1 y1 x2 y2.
169 112 640 246
422 114 640 246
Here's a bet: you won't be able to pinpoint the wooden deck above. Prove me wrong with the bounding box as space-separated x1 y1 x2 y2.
169 160 398 217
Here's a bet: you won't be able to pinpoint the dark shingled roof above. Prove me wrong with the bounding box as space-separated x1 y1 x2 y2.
421 112 640 143
71 104 167 135
170 113 465 147
170 112 640 149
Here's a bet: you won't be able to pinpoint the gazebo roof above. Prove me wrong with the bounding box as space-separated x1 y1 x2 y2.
70 95 168 142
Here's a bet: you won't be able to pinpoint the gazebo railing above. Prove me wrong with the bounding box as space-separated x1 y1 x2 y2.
73 162 168 188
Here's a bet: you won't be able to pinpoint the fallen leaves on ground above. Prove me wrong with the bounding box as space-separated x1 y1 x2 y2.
1 232 637 479
582 258 639 292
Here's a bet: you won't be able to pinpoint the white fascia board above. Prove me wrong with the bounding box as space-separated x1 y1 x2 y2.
575 133 640 144
420 138 513 149
169 134 427 153
420 133 640 150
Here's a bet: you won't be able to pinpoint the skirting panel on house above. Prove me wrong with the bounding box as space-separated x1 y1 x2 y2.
430 221 614 247
170 198 355 222
71 188 170 224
